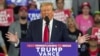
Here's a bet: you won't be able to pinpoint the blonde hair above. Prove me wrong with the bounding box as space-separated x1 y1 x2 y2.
66 17 78 29
40 2 54 10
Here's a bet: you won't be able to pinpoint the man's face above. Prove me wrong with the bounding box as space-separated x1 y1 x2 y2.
41 5 54 20
94 14 100 24
88 40 98 47
19 10 28 18
56 0 64 10
29 1 37 10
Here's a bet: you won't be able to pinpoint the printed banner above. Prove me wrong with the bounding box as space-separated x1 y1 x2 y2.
92 27 100 43
0 9 14 26
6 0 28 6
21 42 78 56
54 9 71 23
28 9 41 21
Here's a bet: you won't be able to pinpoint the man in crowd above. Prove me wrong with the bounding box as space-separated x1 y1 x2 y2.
7 6 29 56
79 35 100 56
87 11 100 35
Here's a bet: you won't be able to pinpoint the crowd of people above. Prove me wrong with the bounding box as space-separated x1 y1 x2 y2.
0 0 100 56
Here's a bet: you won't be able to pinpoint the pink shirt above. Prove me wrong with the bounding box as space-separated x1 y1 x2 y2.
76 14 93 34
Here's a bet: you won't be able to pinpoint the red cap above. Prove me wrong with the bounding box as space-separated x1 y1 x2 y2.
19 6 28 11
81 2 91 8
89 35 98 40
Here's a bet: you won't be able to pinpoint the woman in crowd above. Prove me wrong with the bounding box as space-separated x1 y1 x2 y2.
66 17 89 55
79 11 100 56
66 17 83 42
76 2 93 35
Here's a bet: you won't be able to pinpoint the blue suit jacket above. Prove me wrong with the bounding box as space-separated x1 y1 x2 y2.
21 19 72 42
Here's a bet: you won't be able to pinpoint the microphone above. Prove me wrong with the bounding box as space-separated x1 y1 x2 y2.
44 16 50 25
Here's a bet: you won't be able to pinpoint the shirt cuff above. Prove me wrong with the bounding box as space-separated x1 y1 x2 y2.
76 40 80 48
14 39 19 47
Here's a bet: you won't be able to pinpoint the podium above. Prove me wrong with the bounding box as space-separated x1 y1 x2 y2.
20 42 78 56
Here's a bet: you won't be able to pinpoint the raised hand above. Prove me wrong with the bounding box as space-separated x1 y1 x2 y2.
77 33 90 44
6 32 18 43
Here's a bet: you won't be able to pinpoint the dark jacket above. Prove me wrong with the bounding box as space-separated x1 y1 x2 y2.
21 19 72 42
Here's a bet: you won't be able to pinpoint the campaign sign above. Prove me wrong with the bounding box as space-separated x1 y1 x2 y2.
54 11 67 23
92 27 100 43
6 0 28 6
20 42 78 56
0 9 14 26
54 9 71 23
28 9 41 21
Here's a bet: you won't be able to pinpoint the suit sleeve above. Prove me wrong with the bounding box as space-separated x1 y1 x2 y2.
8 23 18 46
8 23 15 34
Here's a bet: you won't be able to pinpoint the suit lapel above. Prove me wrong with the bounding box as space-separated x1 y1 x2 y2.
50 19 58 42
36 19 42 42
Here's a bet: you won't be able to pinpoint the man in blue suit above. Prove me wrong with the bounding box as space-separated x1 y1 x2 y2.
6 2 89 44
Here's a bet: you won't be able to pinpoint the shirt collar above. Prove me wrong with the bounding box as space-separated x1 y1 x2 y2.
43 19 53 25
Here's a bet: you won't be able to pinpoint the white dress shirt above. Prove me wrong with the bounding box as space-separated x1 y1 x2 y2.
42 19 53 42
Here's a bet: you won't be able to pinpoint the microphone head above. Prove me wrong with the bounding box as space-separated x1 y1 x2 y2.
44 16 50 25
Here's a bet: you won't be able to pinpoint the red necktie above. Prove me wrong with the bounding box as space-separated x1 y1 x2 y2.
43 25 49 42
